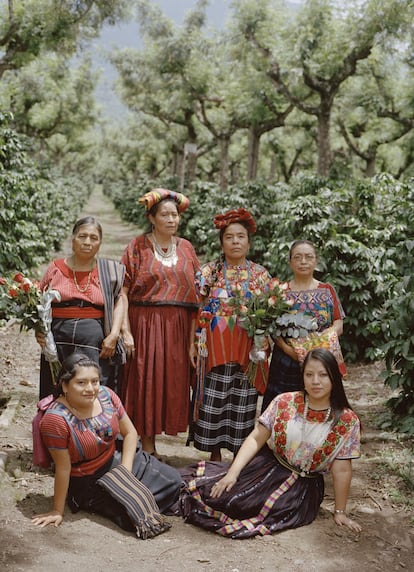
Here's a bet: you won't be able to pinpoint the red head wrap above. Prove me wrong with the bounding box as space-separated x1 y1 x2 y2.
213 208 257 234
138 188 190 213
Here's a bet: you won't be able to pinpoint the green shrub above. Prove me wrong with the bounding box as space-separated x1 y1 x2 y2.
0 113 86 274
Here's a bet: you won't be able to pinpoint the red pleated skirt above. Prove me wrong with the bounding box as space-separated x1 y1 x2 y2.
121 305 195 436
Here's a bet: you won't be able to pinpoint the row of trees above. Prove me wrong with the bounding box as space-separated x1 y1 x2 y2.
2 1 414 194
0 1 133 270
102 0 414 190
0 0 134 194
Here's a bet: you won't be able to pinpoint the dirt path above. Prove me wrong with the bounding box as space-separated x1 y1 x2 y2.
0 187 413 572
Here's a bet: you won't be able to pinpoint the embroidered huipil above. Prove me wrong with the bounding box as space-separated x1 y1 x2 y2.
40 259 104 318
260 392 360 473
122 234 199 307
197 261 271 374
284 282 345 332
40 387 124 477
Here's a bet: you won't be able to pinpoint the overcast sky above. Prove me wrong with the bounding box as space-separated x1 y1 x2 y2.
91 1 302 118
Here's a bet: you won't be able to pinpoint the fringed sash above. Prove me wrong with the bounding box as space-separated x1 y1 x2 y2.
97 464 171 539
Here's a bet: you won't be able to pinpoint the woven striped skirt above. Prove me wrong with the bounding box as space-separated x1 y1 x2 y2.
192 362 258 454
177 445 324 538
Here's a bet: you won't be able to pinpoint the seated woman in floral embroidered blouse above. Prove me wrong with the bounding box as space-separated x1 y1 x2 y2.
177 348 362 538
32 353 182 536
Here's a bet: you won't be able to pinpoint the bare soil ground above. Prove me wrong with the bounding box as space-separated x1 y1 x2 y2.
0 188 413 572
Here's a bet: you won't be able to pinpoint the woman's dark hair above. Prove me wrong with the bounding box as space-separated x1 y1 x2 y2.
301 348 354 427
72 216 103 240
54 353 101 397
289 239 316 259
219 221 252 245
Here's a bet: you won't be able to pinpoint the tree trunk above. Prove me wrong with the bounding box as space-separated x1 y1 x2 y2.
247 127 261 180
317 111 331 176
185 146 198 188
364 154 376 178
220 136 230 193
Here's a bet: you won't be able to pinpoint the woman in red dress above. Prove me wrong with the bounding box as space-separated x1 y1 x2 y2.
121 189 199 457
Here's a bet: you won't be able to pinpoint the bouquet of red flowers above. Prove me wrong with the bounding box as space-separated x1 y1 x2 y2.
0 272 43 331
228 277 291 340
0 272 61 382
227 277 291 389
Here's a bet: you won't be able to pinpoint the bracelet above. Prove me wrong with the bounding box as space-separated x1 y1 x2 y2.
334 509 345 514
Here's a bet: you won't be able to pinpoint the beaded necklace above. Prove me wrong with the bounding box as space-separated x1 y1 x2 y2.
69 256 95 293
73 268 93 293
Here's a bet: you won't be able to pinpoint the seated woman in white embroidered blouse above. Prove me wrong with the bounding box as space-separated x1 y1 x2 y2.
175 348 362 538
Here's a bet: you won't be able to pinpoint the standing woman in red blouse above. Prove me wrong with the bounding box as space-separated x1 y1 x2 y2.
120 189 200 457
36 216 125 399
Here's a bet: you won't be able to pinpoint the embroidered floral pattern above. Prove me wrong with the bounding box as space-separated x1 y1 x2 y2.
260 392 360 473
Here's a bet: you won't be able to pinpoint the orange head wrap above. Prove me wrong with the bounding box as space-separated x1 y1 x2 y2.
138 188 190 213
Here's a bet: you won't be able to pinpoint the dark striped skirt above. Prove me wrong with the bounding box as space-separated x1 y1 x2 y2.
193 363 258 454
68 447 182 532
39 317 118 399
176 445 324 538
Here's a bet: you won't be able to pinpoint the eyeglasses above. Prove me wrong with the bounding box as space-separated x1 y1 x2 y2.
291 254 316 262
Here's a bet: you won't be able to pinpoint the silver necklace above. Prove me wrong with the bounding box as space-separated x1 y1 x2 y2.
299 396 331 477
151 234 178 267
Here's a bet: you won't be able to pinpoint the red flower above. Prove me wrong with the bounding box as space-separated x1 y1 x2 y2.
313 452 322 463
13 272 24 283
277 434 287 445
0 277 6 285
280 410 290 421
8 288 18 297
274 422 284 433
278 399 289 409
340 411 353 423
327 432 337 444
323 445 333 456
337 424 347 435
21 282 31 293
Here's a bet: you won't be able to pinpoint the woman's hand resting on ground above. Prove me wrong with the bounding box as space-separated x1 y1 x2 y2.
32 510 63 528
